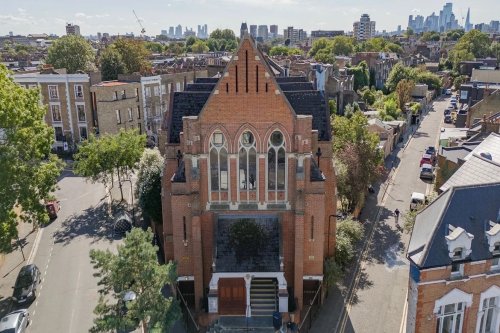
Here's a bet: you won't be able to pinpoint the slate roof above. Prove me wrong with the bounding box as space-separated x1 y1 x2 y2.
275 76 308 83
215 215 280 272
439 146 474 164
463 132 500 162
184 83 216 92
278 82 314 91
440 154 500 192
408 183 500 269
283 91 331 141
194 77 219 84
168 92 211 143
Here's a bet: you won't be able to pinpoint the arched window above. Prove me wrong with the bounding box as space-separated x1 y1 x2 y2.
268 130 286 193
239 131 257 191
209 132 228 191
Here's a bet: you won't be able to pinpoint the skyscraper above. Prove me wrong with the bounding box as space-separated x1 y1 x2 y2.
175 25 182 38
465 8 472 32
270 25 278 38
250 25 257 38
438 3 453 32
258 25 268 40
169 26 175 37
353 14 376 40
65 23 80 36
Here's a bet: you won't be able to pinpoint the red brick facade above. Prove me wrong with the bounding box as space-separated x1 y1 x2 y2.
161 37 337 320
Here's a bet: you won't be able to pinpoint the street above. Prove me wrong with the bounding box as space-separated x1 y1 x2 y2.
24 172 112 333
311 96 452 333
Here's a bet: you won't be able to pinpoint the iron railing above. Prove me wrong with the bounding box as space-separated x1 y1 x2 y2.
176 284 200 333
298 281 323 333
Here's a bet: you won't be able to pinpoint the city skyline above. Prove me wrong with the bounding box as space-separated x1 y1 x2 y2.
0 0 498 36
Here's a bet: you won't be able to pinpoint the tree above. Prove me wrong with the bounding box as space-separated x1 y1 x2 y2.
145 42 164 54
385 63 414 92
453 75 467 90
100 47 126 81
335 217 364 269
74 130 146 202
89 228 180 332
395 79 415 109
191 40 209 53
135 149 164 223
380 98 401 120
314 49 335 64
405 28 414 38
269 46 290 56
360 88 376 105
450 30 491 70
308 38 331 57
185 36 198 50
112 39 151 74
0 65 62 251
46 35 95 73
330 36 354 56
414 70 442 91
167 42 184 56
348 61 370 91
208 29 238 52
332 112 383 212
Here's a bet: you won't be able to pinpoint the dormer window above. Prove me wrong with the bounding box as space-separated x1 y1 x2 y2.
494 242 500 254
486 222 500 254
445 225 474 260
452 248 463 260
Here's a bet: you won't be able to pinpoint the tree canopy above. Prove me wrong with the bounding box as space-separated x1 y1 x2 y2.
46 35 95 73
449 30 492 70
356 37 403 54
332 112 383 212
112 39 151 74
269 46 302 56
74 130 146 202
135 149 164 223
347 61 370 91
386 63 442 92
207 29 238 51
0 65 62 251
308 36 355 63
99 47 126 81
90 228 180 332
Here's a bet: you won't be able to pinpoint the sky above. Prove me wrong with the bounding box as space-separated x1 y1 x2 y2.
0 0 498 36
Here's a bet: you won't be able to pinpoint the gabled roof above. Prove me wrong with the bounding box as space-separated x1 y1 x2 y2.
408 183 500 268
168 92 211 144
440 154 500 192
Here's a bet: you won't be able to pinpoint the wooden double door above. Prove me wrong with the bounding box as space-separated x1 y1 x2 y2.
218 278 246 315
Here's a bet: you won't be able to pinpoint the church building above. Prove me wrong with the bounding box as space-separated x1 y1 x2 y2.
160 35 337 324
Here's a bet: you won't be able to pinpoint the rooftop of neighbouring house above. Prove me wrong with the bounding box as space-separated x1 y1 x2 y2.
408 182 500 269
92 80 133 87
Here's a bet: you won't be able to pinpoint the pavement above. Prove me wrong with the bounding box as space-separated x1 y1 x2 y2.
310 97 451 333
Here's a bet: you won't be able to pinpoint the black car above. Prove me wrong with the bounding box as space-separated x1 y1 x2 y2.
12 265 41 304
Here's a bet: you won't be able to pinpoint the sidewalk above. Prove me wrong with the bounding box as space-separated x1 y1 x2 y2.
0 221 39 319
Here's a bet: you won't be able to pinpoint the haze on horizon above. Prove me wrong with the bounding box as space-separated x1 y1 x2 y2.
0 0 498 36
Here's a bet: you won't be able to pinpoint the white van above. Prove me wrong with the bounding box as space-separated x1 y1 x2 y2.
410 192 426 211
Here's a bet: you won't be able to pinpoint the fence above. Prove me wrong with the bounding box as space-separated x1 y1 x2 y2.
177 285 200 333
298 282 323 333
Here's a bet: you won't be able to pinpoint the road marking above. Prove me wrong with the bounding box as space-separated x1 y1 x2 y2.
399 288 409 333
27 228 43 264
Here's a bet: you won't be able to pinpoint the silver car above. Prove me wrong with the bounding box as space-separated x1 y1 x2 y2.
0 309 30 333
420 164 434 180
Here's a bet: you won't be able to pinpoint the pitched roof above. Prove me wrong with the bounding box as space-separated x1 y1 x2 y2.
168 92 211 143
463 132 500 162
408 183 500 268
440 154 500 192
278 82 315 91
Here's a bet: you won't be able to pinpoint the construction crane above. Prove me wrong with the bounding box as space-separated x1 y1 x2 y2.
133 10 146 35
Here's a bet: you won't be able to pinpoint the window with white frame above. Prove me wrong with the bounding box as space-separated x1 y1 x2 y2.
76 104 86 122
209 132 228 191
161 84 166 95
477 296 499 333
436 302 465 333
451 262 464 278
48 85 59 99
116 110 121 124
267 131 286 193
239 131 257 191
153 86 160 96
145 87 151 97
176 82 181 92
128 108 133 121
79 127 88 141
168 83 171 94
51 104 62 122
74 85 84 98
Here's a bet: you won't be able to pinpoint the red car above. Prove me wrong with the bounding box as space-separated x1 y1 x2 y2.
420 153 433 167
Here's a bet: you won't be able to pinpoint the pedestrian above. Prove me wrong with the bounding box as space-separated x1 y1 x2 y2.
394 208 400 223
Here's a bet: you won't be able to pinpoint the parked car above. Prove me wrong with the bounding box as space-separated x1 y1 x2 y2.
457 109 468 116
444 114 452 123
12 264 41 304
445 89 452 95
0 309 29 333
420 153 433 167
420 164 434 180
444 108 451 115
410 192 426 211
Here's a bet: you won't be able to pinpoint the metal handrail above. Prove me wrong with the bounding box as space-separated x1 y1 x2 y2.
176 284 200 331
298 281 323 330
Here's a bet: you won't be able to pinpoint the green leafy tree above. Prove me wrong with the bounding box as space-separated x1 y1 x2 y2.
167 42 184 56
184 36 198 51
74 130 146 202
348 61 370 91
360 88 376 105
0 65 62 251
414 70 442 91
330 36 354 56
308 38 331 57
46 35 95 73
421 31 441 42
112 39 151 74
269 46 290 56
89 228 180 332
453 75 467 90
314 49 335 64
380 98 401 120
490 42 500 67
208 29 238 52
135 149 164 223
145 42 164 54
405 27 414 38
332 112 383 212
323 256 343 288
385 63 415 92
335 217 364 269
191 40 209 53
445 29 465 41
450 30 491 70
99 47 126 81
328 99 337 115
395 79 415 109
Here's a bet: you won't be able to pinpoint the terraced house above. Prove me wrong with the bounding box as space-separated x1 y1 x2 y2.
160 35 337 325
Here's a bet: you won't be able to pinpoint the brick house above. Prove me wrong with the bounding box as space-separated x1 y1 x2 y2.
13 69 94 151
160 35 336 324
406 183 500 333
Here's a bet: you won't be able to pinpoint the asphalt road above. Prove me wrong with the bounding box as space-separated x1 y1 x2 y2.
336 96 451 333
23 172 115 333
